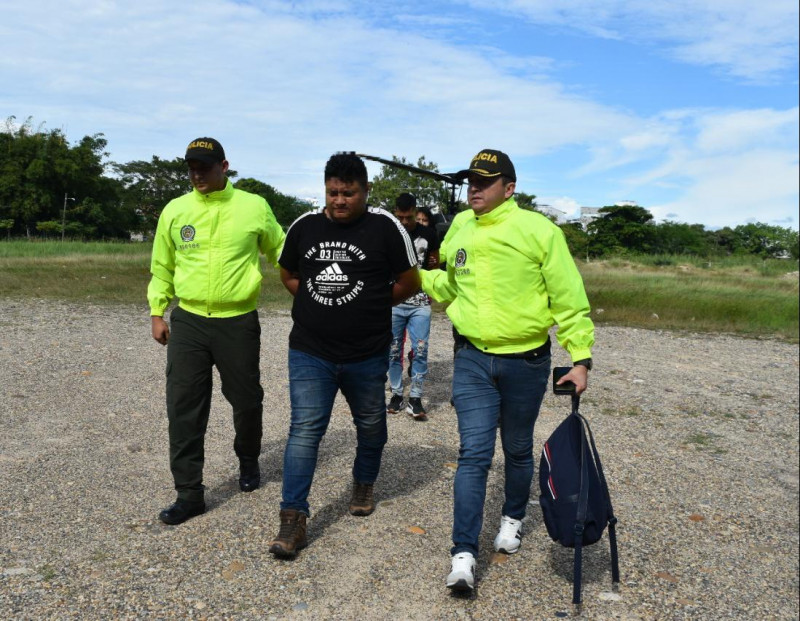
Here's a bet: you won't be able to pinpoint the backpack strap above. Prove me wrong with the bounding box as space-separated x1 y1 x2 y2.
572 394 589 604
577 408 621 585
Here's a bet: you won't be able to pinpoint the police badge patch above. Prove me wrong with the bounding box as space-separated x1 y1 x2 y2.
455 248 468 268
180 225 196 242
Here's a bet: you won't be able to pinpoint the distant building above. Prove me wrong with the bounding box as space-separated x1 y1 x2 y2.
579 201 641 228
580 207 602 229
536 204 568 224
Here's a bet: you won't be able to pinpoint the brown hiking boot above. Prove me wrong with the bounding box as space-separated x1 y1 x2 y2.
349 480 375 516
268 509 308 559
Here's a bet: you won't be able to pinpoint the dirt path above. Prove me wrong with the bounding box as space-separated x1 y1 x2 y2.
1 301 798 619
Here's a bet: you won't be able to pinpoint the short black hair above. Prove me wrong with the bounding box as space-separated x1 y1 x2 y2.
394 192 417 211
325 153 368 189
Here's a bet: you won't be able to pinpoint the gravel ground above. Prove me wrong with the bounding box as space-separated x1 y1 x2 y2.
0 300 798 620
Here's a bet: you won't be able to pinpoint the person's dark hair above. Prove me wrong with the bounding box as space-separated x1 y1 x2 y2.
395 192 417 211
325 153 368 189
501 175 516 188
416 206 434 224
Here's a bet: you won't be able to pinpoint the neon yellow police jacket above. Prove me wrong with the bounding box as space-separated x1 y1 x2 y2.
148 180 285 318
421 197 594 361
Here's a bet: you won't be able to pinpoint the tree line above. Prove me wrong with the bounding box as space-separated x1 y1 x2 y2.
0 117 310 240
1 118 797 260
367 156 799 261
563 205 799 260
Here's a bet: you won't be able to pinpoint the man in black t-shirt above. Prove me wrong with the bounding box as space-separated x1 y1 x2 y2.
269 153 420 559
387 193 440 421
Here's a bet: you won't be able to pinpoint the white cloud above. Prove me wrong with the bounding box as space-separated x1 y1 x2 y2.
459 0 799 82
623 107 799 228
538 196 582 219
694 108 799 153
0 0 640 197
649 149 799 228
552 106 799 228
0 1 796 229
619 127 674 153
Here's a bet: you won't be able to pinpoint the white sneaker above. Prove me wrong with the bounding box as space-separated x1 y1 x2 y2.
446 552 475 591
493 515 523 554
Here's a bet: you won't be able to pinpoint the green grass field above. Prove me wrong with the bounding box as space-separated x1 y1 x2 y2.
1 241 797 341
0 241 290 308
580 259 798 340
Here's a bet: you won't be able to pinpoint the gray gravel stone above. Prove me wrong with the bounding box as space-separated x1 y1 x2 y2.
0 300 797 620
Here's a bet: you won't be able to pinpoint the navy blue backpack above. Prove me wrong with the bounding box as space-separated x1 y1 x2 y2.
539 394 619 604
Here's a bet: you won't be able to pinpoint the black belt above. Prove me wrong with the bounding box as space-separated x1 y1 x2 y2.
456 332 551 360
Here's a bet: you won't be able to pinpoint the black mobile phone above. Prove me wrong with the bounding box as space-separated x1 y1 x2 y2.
552 366 576 395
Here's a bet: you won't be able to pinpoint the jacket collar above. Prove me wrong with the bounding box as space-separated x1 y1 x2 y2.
193 179 234 202
473 196 518 226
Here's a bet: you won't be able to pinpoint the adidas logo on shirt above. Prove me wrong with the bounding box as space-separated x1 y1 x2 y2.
315 263 349 282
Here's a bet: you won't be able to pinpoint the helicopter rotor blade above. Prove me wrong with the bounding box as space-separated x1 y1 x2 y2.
355 153 464 186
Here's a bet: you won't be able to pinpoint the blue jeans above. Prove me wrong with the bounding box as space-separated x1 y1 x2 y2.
451 344 550 556
388 304 432 398
280 348 389 515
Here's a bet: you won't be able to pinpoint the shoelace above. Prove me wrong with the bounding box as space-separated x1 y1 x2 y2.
499 518 521 539
452 554 474 572
276 518 300 540
352 484 373 505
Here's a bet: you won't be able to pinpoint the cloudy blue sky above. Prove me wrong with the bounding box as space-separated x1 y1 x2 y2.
1 0 797 229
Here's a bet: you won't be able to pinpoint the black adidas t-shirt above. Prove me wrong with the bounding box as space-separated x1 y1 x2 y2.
279 207 417 362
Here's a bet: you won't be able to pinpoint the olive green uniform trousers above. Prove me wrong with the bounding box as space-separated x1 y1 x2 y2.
166 306 264 502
